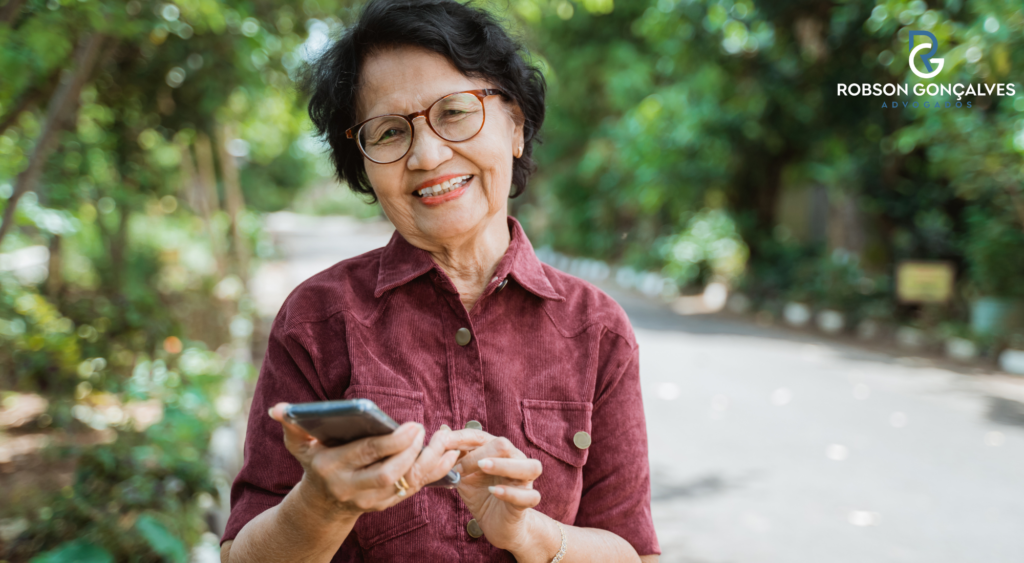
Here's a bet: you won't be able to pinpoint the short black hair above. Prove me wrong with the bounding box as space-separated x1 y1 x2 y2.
301 0 546 201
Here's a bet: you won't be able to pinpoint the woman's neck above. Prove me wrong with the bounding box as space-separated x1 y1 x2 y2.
427 214 511 313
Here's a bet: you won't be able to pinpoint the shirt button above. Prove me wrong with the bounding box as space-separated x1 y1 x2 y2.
467 518 483 539
465 420 483 431
455 327 472 346
496 278 508 292
573 431 592 449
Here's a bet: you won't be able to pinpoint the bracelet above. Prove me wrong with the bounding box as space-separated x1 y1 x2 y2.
550 520 567 563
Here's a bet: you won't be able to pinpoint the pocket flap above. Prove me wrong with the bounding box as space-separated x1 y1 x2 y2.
343 385 424 425
522 399 593 468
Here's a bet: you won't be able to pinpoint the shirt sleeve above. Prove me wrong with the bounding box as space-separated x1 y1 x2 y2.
573 331 660 556
221 313 327 544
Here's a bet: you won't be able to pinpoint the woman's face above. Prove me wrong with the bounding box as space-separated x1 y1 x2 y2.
354 45 524 247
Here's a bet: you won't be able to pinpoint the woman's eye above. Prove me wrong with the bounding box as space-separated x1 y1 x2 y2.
371 128 404 145
438 108 476 123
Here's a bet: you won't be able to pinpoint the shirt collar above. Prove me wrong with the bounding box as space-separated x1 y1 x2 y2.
375 216 563 302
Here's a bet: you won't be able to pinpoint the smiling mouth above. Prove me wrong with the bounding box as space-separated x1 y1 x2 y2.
415 175 473 198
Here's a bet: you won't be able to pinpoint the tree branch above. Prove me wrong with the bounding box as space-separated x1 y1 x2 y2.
0 33 106 249
0 70 61 139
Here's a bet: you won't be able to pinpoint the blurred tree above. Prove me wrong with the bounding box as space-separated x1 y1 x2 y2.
0 0 345 380
0 0 354 559
0 32 105 245
516 0 1024 319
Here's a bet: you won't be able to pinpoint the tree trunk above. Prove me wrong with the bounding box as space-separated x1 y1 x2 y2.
731 146 793 262
108 202 130 300
753 152 789 235
0 33 105 249
194 132 220 218
0 0 27 26
1005 185 1024 233
178 139 202 212
46 234 63 299
193 132 227 277
216 123 249 279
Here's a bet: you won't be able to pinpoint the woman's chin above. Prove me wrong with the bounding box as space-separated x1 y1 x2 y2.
413 205 495 242
416 216 481 241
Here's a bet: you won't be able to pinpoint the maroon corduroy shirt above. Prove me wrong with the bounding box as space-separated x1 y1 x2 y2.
223 216 660 561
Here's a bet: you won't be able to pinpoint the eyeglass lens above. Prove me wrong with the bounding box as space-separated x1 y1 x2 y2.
357 92 485 163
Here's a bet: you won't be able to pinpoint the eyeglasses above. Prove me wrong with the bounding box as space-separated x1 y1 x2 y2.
345 89 507 164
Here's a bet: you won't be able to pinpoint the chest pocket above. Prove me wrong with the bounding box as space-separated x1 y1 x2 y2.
342 385 429 550
521 399 593 520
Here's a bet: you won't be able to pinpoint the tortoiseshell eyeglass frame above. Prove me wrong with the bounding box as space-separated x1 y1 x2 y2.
344 88 507 164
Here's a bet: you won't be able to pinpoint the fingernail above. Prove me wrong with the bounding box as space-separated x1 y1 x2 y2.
439 424 451 432
267 407 275 418
479 459 493 470
488 485 502 495
454 464 463 474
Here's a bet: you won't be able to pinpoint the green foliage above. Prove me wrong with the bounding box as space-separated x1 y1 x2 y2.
964 206 1024 298
0 275 84 395
806 250 891 313
519 0 1024 329
240 148 316 212
10 409 220 561
6 344 231 561
0 0 358 560
658 208 748 289
135 515 188 563
736 237 822 304
30 539 113 563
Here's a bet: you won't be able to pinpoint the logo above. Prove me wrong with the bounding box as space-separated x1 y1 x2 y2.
835 25 1016 107
908 30 944 79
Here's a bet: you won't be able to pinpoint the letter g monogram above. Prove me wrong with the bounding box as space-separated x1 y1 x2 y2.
908 30 945 79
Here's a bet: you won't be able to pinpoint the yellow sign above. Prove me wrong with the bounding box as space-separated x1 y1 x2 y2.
896 261 955 304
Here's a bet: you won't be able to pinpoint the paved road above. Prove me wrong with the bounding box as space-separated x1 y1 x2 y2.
609 288 1024 563
251 214 1024 563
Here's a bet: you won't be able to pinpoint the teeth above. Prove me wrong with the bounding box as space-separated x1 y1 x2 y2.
418 175 471 197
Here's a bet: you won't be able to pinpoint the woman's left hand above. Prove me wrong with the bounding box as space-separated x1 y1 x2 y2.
444 429 544 552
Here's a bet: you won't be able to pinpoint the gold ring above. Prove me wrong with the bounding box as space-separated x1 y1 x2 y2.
395 476 410 497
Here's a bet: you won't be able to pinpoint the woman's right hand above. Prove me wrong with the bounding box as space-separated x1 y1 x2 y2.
268 402 461 519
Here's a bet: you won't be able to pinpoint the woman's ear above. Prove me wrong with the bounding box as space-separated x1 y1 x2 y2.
508 103 526 157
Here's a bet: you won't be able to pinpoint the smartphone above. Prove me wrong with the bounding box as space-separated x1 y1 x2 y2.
284 399 460 488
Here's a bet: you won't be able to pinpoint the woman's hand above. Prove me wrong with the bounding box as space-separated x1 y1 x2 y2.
443 429 544 553
268 403 461 520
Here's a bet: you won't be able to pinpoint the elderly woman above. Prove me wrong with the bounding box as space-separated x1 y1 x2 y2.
220 1 659 562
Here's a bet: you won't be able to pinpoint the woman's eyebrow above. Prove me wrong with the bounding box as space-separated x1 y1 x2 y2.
359 101 404 122
363 88 471 120
372 98 425 118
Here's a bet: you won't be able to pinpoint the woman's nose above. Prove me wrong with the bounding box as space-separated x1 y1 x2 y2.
406 116 452 170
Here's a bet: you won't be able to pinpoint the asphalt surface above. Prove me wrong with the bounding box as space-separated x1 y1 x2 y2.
607 287 1024 563
251 214 1024 563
